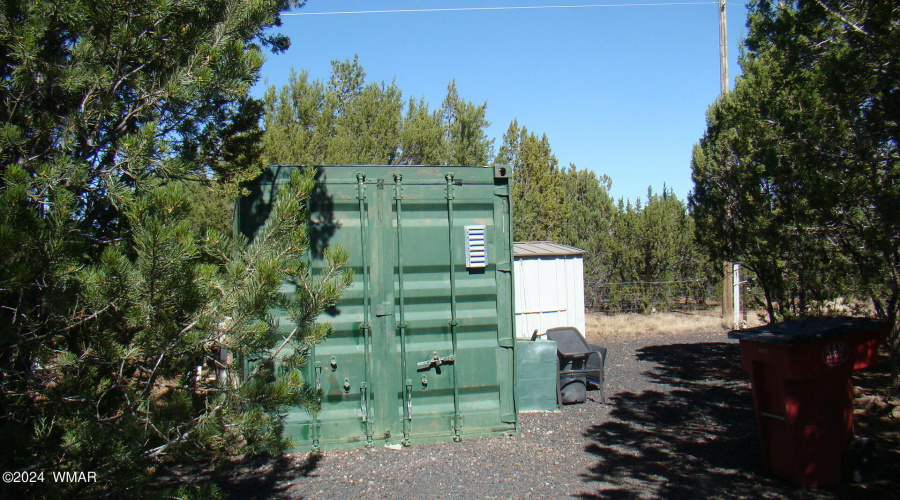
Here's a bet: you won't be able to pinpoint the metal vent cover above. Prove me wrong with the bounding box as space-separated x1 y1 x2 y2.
465 225 487 268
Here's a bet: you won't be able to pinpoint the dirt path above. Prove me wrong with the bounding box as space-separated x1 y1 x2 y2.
187 330 898 499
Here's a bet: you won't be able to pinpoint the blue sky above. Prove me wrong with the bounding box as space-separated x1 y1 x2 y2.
254 0 751 203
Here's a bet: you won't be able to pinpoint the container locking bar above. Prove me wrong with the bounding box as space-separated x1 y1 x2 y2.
394 173 412 446
357 173 374 447
445 173 462 441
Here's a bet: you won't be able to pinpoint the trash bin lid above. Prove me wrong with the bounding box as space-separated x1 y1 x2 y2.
728 316 887 345
545 327 591 357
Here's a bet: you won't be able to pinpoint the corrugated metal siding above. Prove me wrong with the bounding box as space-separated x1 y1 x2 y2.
513 241 585 258
238 165 517 451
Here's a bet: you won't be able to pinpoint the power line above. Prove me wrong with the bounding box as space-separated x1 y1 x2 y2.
283 2 721 16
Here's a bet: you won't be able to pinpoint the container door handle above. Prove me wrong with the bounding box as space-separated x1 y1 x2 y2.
405 379 413 420
360 382 368 423
416 351 455 370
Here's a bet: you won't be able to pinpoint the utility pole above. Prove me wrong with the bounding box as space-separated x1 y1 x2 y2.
718 0 741 329
718 0 728 96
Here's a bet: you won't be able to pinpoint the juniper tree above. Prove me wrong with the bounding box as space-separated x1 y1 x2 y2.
609 189 710 311
440 80 494 166
262 60 494 167
557 165 616 284
499 120 568 242
691 0 899 385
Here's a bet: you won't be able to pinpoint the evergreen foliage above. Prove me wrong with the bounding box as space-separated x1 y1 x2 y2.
607 189 711 310
440 80 494 166
497 121 712 311
558 166 616 284
0 0 351 496
691 0 898 382
263 58 494 166
501 120 569 242
263 58 714 311
611 189 705 284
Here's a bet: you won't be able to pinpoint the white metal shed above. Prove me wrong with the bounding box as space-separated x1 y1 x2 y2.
514 241 586 339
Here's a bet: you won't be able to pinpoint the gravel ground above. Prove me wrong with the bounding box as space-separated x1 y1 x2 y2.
199 330 898 499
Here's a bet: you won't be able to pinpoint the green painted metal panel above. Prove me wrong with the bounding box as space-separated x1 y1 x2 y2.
515 340 560 412
237 165 518 450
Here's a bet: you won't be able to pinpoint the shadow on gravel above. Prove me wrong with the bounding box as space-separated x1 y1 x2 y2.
152 452 321 500
220 453 321 499
578 342 898 500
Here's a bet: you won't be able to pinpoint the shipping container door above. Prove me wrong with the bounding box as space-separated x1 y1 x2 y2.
392 170 516 444
302 170 401 449
393 177 462 442
248 166 516 450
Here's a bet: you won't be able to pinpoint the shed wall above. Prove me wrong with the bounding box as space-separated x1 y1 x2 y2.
514 254 586 339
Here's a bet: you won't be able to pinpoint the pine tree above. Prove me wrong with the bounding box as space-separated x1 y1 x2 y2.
0 0 351 495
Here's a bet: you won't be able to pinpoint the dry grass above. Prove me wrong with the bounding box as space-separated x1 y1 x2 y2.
583 307 767 344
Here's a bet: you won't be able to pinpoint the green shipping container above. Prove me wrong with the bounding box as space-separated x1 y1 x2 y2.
237 165 518 451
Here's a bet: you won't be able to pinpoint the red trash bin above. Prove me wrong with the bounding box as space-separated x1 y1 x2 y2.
729 317 889 487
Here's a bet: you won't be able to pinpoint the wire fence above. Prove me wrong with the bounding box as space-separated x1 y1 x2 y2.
585 277 717 313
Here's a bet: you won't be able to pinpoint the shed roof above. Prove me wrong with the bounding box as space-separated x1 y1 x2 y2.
513 241 585 258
